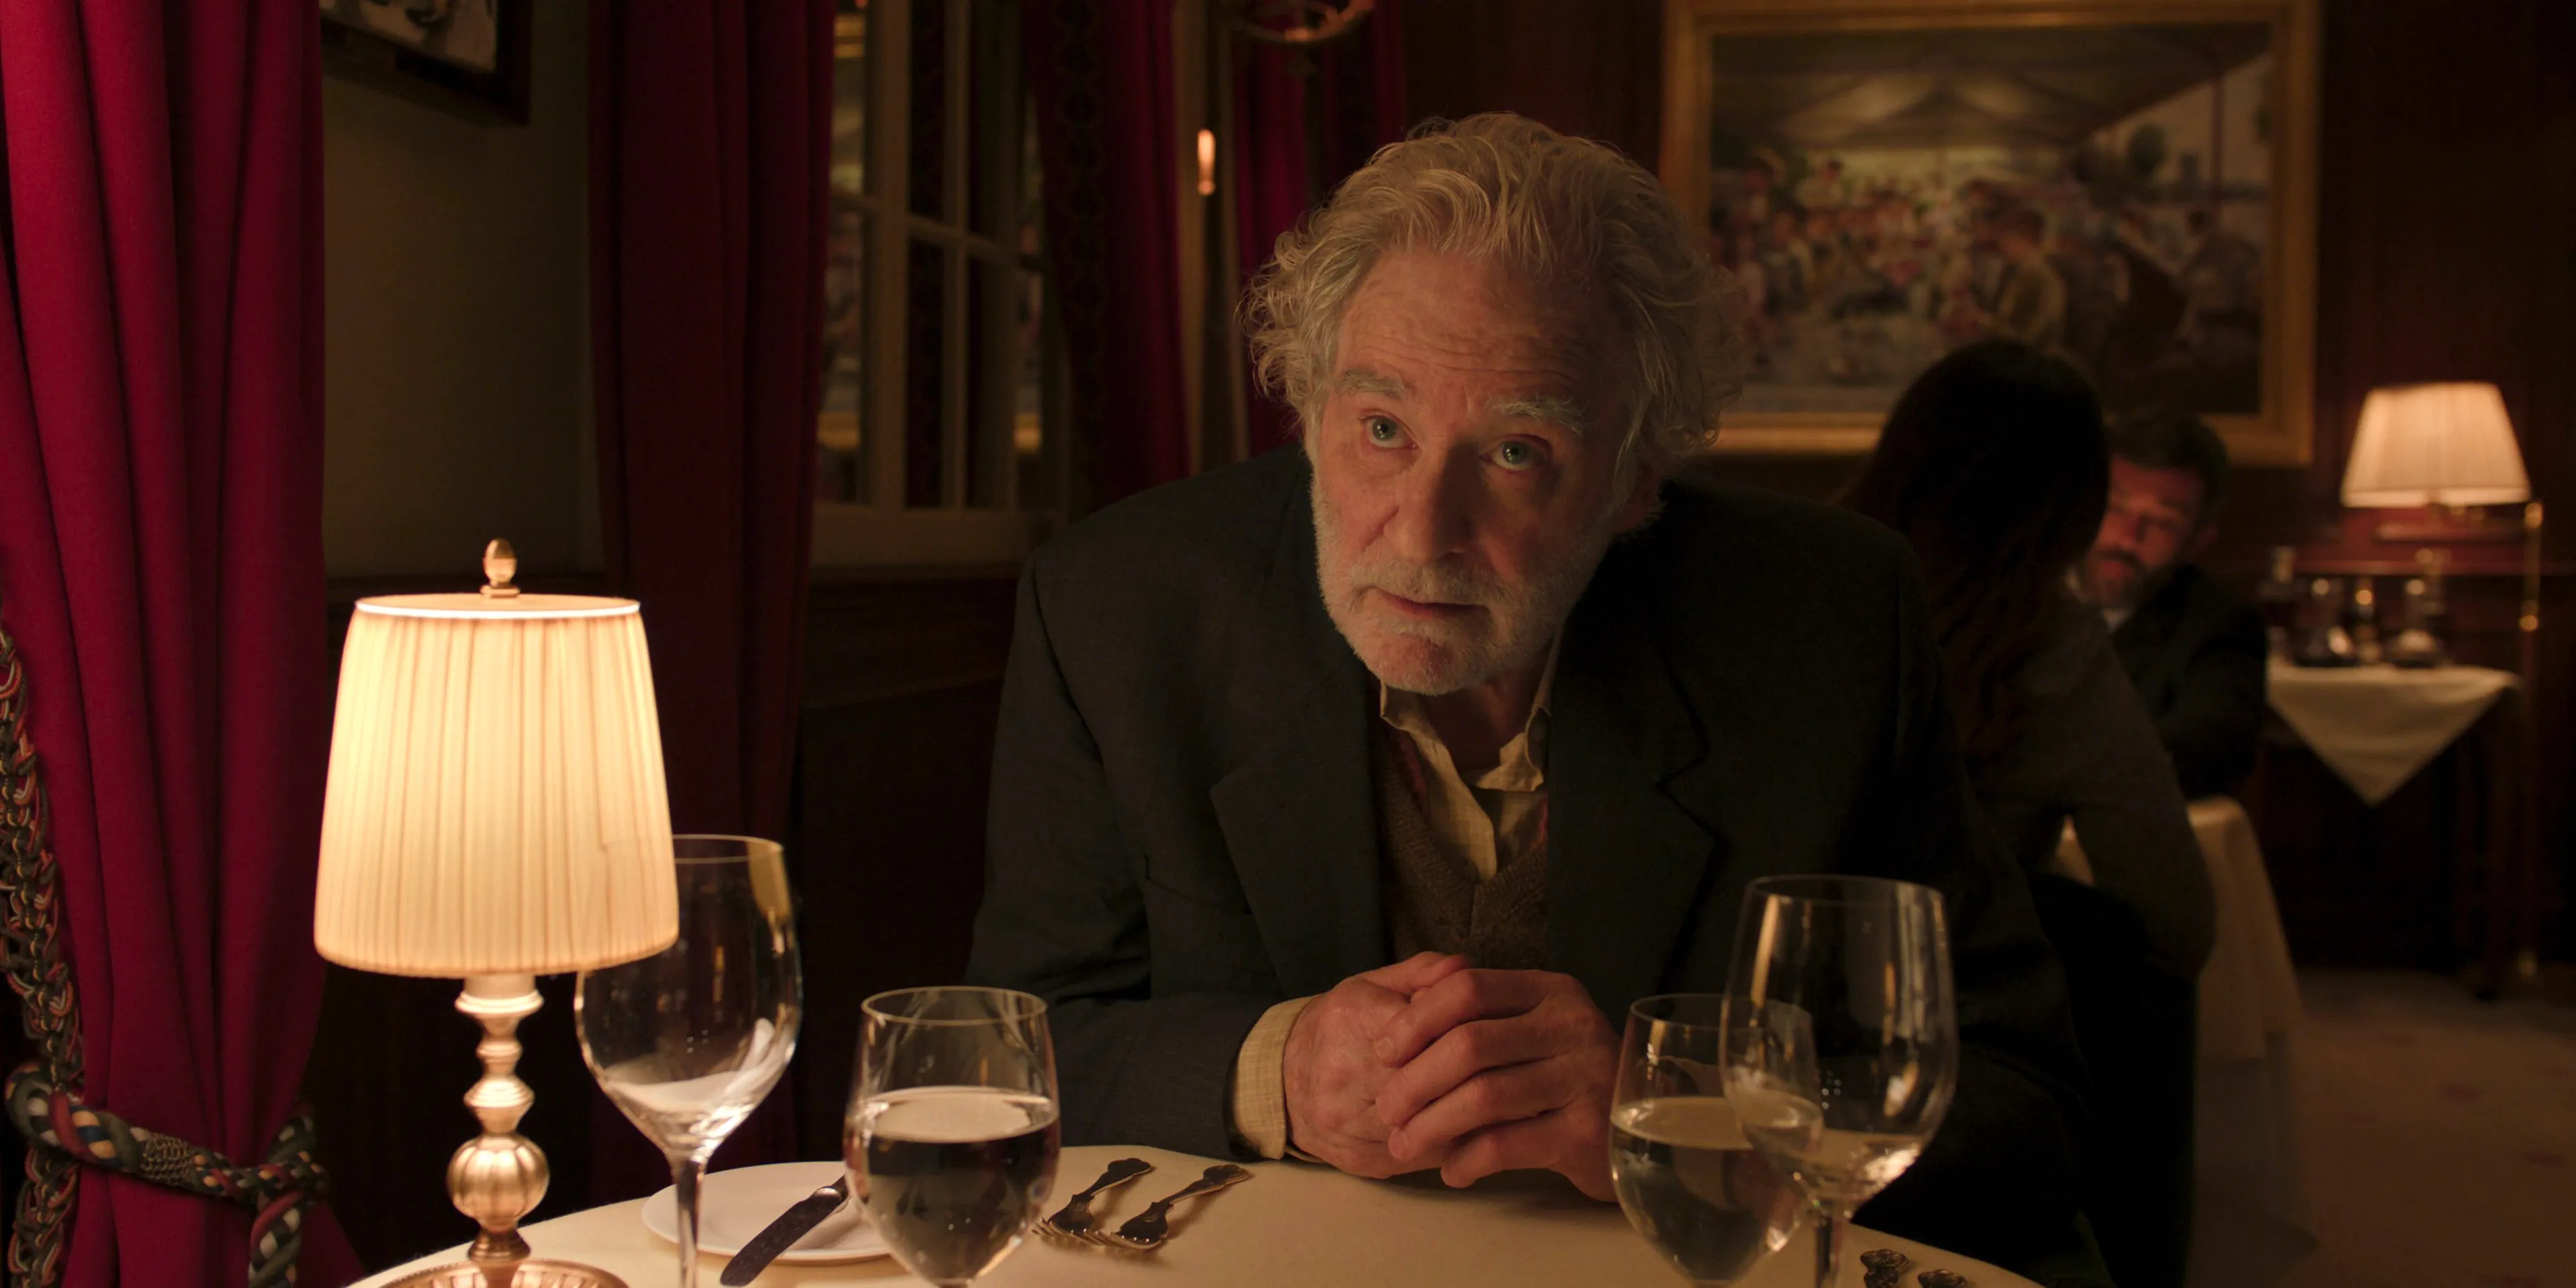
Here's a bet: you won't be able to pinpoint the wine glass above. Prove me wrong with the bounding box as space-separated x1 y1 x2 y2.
1611 994 1806 1285
578 835 803 1288
847 986 1060 1287
1724 875 1956 1288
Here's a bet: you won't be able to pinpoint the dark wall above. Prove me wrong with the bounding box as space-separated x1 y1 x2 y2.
1406 0 2576 959
786 571 1019 1159
1404 0 1666 165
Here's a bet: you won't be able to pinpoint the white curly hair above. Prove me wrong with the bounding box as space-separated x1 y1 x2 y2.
1242 113 1745 473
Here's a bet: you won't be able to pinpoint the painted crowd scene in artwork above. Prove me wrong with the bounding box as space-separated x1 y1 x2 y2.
1694 23 2274 419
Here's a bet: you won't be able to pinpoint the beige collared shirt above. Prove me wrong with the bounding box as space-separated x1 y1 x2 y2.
1226 643 1559 1158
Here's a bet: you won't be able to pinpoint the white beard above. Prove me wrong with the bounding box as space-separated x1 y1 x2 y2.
1309 473 1622 696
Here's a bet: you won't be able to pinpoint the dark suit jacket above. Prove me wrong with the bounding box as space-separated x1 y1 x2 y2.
966 447 2090 1263
2110 565 2268 798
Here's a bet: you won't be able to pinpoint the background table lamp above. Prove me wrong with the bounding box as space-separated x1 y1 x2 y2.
2342 381 2542 657
2343 381 2532 512
2340 382 2545 984
315 541 676 1288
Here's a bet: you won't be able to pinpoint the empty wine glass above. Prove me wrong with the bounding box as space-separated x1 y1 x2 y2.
1610 994 1805 1285
1724 875 1956 1288
847 986 1059 1287
578 835 802 1288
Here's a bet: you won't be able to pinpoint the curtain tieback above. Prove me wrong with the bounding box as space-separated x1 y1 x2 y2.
4 1066 329 1288
0 614 327 1288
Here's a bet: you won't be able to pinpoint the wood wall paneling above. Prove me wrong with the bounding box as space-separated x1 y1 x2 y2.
786 571 1020 1158
1401 0 1665 165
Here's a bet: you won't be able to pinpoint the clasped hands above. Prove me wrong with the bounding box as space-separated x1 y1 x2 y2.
1281 952 1616 1200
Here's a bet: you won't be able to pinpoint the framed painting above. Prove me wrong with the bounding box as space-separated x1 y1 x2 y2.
1660 0 2319 461
320 0 532 125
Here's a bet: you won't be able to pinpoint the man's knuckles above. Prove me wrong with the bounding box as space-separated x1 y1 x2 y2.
1444 1018 1510 1066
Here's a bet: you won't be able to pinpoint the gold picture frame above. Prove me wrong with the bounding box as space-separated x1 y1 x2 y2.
1662 0 2319 461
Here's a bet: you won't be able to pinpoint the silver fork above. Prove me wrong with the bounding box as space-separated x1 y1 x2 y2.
1040 1156 1153 1242
1098 1164 1252 1250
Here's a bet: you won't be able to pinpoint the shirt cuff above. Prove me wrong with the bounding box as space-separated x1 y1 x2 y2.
1228 995 1313 1159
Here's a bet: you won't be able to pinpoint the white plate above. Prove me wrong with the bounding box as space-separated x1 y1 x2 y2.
640 1160 888 1265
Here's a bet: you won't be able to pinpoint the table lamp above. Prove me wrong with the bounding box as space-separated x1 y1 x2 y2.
2342 382 2545 983
315 541 676 1288
2342 381 2542 666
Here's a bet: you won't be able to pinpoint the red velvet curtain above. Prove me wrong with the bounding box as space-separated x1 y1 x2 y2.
1232 3 1408 453
0 2 358 1284
1027 0 1193 505
589 1 833 1195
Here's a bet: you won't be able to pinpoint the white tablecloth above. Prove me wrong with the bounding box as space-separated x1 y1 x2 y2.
2058 798 2312 1287
2174 800 2313 1288
2265 660 2517 804
355 1144 2033 1288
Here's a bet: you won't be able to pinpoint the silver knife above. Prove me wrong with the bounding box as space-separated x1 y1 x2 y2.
719 1175 851 1285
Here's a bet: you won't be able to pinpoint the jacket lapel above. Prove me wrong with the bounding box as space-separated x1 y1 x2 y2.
1546 551 1719 1017
1210 475 1385 998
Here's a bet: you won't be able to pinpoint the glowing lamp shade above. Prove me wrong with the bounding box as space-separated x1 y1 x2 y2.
2342 382 2530 508
314 592 678 977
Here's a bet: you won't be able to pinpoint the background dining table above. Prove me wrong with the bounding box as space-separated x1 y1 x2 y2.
2057 796 2314 1287
353 1144 2034 1287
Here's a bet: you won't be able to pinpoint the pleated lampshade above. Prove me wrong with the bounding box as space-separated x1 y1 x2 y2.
2342 381 2531 508
315 591 678 977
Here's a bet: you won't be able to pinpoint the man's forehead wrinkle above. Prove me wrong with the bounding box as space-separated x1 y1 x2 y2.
1333 334 1590 395
1494 394 1590 433
1335 322 1598 401
1341 279 1599 372
1329 249 1619 430
1334 367 1410 398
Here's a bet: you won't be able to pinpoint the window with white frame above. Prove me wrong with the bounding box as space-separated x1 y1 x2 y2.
819 0 1062 565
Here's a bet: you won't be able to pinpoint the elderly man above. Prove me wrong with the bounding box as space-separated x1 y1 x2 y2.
966 115 2088 1268
2080 411 2268 798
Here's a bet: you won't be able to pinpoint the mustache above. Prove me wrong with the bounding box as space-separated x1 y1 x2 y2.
1344 555 1504 608
2094 549 2144 575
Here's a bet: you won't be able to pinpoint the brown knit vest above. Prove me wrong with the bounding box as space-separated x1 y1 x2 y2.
1371 723 1549 970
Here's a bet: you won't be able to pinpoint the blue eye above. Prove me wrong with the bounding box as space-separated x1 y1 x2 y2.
1495 441 1540 471
1365 416 1402 445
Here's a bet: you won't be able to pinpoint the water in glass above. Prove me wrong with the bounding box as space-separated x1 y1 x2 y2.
847 986 1059 1287
1724 875 1956 1288
1611 994 1803 1285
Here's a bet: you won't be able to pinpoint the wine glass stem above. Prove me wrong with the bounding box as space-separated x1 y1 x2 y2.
1812 1205 1847 1287
671 1150 706 1288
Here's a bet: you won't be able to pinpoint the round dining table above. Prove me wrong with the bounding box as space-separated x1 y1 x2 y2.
356 1144 2031 1288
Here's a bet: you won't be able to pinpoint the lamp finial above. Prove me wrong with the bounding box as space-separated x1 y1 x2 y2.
481 540 520 598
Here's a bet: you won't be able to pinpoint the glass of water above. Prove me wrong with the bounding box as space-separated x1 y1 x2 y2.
1611 993 1804 1284
577 835 803 1288
1725 875 1956 1288
847 986 1060 1287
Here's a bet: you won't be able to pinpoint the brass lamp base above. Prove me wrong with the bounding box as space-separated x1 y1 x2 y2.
381 1258 629 1288
392 976 629 1288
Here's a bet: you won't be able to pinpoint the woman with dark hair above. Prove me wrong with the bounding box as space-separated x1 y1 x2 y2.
1846 340 2213 1288
1845 338 2212 974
